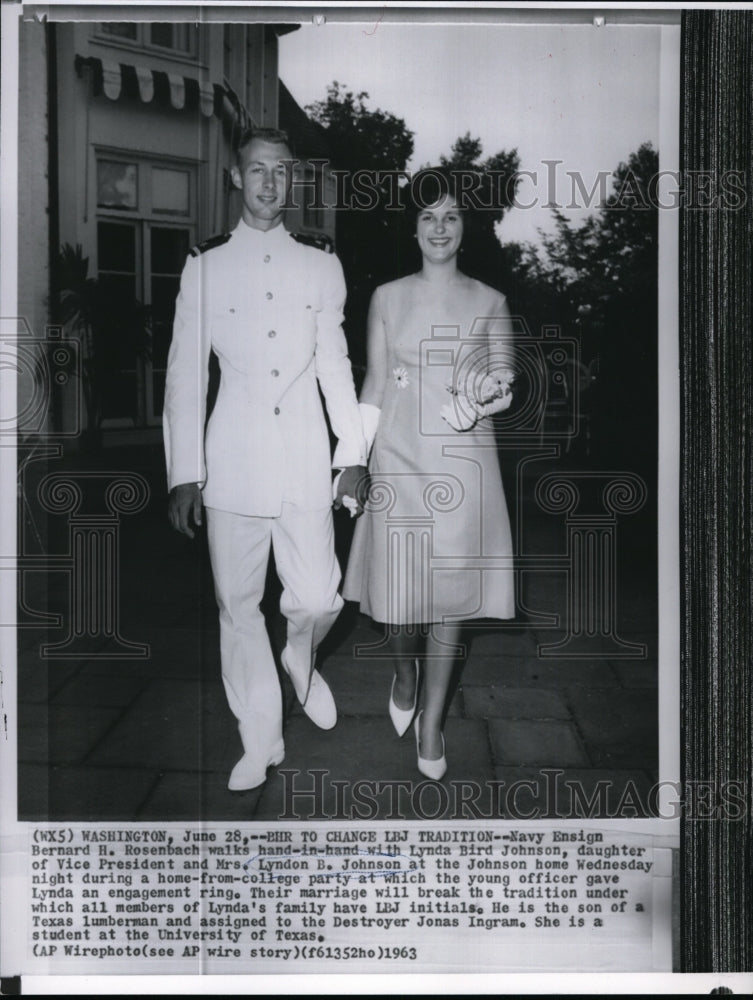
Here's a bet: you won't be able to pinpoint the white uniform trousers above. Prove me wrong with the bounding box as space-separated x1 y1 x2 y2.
206 503 343 757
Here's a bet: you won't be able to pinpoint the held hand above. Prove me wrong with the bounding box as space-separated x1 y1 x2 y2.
440 400 477 432
334 465 369 516
475 386 513 418
168 483 203 539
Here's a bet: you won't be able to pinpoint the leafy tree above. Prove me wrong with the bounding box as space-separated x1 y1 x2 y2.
524 143 659 336
438 133 483 170
306 81 414 173
502 143 659 465
306 83 416 369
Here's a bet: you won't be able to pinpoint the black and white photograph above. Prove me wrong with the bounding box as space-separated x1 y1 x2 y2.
1 0 751 992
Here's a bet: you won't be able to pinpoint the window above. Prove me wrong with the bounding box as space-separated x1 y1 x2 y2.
96 22 198 59
97 160 138 210
99 23 137 41
151 167 190 216
149 226 191 417
96 221 141 422
148 23 197 55
95 153 196 427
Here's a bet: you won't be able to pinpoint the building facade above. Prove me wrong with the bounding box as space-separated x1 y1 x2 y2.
19 18 334 446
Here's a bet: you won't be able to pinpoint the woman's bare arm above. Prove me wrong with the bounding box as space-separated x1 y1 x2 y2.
360 288 389 408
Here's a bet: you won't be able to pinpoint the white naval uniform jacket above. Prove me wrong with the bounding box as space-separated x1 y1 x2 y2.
163 221 366 517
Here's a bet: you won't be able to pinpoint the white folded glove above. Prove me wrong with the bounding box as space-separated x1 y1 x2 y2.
441 371 514 432
440 398 477 432
332 402 381 516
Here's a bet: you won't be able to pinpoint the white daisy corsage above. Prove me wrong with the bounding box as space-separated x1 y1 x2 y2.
393 366 411 389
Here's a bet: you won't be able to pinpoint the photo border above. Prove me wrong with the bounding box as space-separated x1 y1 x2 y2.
1 0 750 991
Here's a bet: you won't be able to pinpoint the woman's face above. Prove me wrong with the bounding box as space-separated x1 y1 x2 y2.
416 196 464 265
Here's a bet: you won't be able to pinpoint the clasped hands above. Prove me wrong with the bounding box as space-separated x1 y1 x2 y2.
333 465 369 518
440 371 515 432
169 468 370 537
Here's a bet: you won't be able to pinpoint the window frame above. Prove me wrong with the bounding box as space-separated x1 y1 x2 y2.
93 22 203 66
93 149 198 428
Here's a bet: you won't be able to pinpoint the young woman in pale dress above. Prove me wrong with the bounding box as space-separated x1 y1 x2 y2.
344 172 516 779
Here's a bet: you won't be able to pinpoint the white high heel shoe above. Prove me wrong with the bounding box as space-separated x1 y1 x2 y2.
413 710 447 781
388 659 419 737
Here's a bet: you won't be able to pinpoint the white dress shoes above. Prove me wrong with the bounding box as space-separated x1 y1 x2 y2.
281 647 337 730
414 711 447 781
228 740 285 792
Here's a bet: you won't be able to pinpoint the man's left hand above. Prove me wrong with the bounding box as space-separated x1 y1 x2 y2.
334 465 369 515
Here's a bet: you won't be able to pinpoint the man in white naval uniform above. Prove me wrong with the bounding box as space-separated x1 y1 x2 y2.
164 128 366 791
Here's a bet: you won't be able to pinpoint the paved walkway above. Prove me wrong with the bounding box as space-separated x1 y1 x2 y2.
16 442 658 822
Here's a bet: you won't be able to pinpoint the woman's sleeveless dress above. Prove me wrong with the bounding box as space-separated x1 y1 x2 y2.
343 274 515 625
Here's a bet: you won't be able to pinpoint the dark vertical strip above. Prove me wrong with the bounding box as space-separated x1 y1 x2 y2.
680 10 753 972
46 22 59 321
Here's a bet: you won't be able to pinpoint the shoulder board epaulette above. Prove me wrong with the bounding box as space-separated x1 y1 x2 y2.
189 232 231 258
291 231 335 254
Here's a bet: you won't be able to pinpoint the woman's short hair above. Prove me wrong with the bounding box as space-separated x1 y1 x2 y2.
236 127 294 162
404 168 464 214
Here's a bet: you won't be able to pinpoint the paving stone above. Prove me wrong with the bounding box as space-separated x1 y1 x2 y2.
523 564 658 643
16 449 661 822
18 762 158 822
611 660 659 688
17 620 66 653
462 685 570 720
20 624 115 661
17 703 123 766
518 569 567 618
292 654 462 720
51 669 149 708
491 767 657 819
489 719 589 767
464 656 617 688
120 559 216 629
17 568 69 604
16 658 83 703
85 678 236 772
532 630 655 660
307 655 400 718
321 613 535 663
566 687 658 770
78 628 220 680
466 628 539 659
254 716 495 821
137 769 265 821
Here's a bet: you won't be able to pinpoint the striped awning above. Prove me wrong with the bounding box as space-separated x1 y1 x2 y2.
74 55 250 125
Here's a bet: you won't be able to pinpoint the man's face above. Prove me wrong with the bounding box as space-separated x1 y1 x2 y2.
231 138 292 230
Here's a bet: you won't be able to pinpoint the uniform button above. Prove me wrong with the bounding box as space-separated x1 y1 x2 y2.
274 407 280 415
264 254 271 263
271 369 279 377
266 291 273 300
229 308 235 313
268 330 276 338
